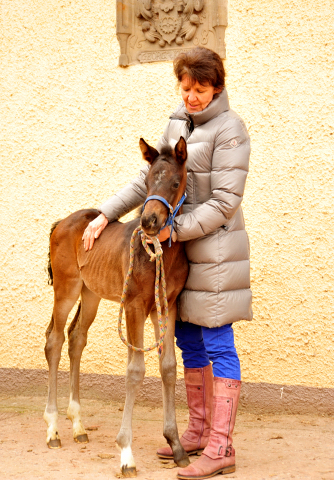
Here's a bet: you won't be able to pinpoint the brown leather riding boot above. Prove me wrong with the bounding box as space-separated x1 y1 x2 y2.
177 377 241 479
157 364 213 459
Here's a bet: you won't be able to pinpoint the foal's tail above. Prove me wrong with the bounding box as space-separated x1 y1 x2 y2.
47 220 62 286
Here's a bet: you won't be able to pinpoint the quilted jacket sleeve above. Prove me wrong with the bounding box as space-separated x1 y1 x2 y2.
174 117 250 241
99 164 149 222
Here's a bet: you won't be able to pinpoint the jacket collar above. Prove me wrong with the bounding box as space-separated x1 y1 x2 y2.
170 89 230 127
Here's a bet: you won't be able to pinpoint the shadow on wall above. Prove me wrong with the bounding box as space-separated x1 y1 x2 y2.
0 368 333 415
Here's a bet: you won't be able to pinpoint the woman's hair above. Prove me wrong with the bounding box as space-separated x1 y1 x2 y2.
173 47 225 90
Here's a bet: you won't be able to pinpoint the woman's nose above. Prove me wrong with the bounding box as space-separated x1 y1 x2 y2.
188 90 197 102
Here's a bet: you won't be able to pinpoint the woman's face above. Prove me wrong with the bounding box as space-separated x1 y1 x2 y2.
180 74 221 113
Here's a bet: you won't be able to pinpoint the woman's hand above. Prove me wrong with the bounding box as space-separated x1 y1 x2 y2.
82 213 108 251
145 225 177 244
157 225 172 243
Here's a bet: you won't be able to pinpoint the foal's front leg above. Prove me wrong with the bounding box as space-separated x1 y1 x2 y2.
116 303 146 477
154 304 190 467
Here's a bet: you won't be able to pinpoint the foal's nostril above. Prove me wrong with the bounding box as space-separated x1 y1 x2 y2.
141 213 158 230
141 216 149 229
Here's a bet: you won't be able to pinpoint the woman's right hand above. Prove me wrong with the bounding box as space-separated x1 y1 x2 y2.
82 213 109 251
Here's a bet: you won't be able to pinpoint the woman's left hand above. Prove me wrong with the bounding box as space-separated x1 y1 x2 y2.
157 225 172 243
145 225 177 244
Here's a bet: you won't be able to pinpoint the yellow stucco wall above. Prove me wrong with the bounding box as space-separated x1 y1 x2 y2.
1 0 333 388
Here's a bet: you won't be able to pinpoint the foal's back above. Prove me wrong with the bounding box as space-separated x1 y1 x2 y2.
50 208 187 304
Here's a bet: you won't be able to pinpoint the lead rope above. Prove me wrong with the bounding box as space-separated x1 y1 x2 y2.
118 225 169 357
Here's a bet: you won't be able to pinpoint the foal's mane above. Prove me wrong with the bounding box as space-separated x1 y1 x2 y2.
159 145 174 160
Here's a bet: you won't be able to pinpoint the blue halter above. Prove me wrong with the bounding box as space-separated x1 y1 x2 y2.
142 192 187 247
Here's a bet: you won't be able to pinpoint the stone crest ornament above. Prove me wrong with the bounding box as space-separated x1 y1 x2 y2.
137 0 203 48
116 0 228 66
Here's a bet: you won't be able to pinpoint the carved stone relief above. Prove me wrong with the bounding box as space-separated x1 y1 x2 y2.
116 0 228 66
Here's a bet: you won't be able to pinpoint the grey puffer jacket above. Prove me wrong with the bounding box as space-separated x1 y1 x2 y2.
99 90 252 328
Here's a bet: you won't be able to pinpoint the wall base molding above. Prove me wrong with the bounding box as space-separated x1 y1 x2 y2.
1 368 333 415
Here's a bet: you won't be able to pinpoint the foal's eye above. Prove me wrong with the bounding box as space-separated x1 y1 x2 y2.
173 182 180 189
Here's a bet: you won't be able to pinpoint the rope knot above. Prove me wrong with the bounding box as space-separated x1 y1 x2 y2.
151 236 163 256
141 233 163 261
149 252 156 262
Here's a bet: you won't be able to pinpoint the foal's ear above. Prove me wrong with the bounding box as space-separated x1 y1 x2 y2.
139 138 160 164
174 137 187 165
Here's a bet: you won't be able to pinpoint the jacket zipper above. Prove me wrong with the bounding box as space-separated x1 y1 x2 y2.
169 115 194 141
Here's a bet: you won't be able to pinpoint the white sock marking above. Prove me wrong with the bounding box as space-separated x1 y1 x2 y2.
121 446 136 469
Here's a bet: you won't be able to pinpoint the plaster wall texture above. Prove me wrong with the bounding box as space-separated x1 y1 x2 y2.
0 0 333 389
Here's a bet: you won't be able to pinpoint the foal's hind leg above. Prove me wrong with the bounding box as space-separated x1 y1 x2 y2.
152 304 190 467
67 284 101 444
116 301 147 477
44 278 82 448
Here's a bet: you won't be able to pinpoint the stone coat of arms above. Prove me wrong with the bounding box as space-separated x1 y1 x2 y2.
136 0 204 48
116 0 227 65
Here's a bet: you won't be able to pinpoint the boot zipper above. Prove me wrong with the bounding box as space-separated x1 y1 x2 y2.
198 368 206 449
226 397 233 455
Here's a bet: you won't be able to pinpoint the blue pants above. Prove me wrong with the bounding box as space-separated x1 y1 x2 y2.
175 321 241 381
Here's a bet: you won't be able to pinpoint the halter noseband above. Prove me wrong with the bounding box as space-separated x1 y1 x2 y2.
142 192 187 247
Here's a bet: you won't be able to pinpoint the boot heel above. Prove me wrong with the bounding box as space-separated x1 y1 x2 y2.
221 465 236 475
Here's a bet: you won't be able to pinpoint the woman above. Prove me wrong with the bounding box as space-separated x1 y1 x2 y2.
83 47 252 479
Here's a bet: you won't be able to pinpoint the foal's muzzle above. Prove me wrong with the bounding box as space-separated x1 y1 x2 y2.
141 192 187 244
141 202 167 236
141 212 160 235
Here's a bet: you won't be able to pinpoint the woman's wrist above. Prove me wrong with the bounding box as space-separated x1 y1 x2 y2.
99 212 108 223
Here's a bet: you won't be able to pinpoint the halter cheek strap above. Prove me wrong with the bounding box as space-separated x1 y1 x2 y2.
142 192 187 247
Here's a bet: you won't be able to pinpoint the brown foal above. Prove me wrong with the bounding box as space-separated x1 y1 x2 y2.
44 137 190 476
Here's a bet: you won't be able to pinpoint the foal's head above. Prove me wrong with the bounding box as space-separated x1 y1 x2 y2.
139 137 187 237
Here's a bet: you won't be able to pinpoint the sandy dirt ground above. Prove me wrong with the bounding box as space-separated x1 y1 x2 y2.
0 394 333 480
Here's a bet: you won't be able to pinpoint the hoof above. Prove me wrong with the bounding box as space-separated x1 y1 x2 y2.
121 466 137 477
47 438 61 449
174 448 190 468
74 434 89 444
176 456 190 468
